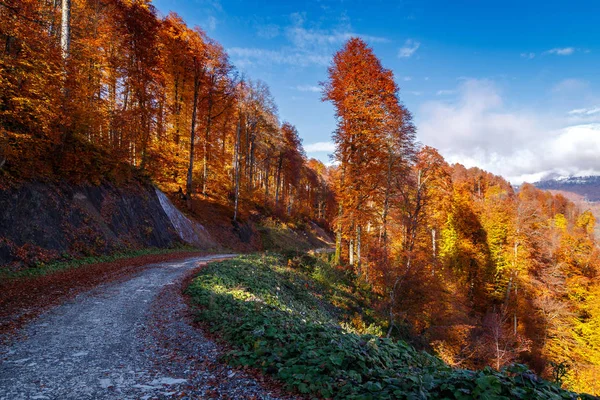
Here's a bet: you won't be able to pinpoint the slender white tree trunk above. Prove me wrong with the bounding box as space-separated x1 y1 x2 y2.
233 114 242 222
61 0 71 59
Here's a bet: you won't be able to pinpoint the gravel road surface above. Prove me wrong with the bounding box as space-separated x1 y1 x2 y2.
0 255 288 400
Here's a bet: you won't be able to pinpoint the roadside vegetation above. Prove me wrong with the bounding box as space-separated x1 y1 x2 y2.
187 254 590 399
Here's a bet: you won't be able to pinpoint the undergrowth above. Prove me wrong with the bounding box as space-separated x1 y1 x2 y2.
258 218 330 252
187 254 593 399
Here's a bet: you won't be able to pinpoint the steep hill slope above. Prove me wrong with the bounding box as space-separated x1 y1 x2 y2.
532 177 600 237
0 180 218 268
0 179 333 270
187 254 592 399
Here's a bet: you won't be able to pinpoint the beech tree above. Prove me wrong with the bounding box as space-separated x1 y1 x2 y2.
323 37 414 274
60 0 70 59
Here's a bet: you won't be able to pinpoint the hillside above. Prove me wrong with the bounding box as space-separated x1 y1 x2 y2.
0 180 212 268
544 190 600 238
532 177 600 238
0 178 333 270
187 253 591 399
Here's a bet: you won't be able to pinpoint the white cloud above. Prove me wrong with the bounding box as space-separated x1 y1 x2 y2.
568 106 600 116
544 47 575 56
295 85 321 93
417 79 600 184
257 24 280 39
398 39 421 58
520 52 535 59
436 89 455 96
305 141 336 153
287 25 388 49
229 13 387 68
198 0 222 12
228 47 330 67
206 16 217 31
552 78 588 93
403 76 412 81
408 91 422 96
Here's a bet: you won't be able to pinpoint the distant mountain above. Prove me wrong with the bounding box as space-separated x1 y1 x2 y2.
533 176 600 201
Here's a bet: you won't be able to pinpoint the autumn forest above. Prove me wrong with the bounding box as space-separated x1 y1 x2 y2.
2 0 600 396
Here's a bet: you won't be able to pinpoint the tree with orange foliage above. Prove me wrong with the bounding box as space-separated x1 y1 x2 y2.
323 37 413 273
383 146 451 336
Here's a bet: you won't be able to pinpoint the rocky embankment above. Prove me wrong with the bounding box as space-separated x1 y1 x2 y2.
0 181 216 268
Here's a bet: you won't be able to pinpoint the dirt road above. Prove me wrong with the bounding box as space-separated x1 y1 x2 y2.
0 255 285 399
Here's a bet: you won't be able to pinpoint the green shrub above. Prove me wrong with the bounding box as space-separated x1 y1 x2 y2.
187 255 590 399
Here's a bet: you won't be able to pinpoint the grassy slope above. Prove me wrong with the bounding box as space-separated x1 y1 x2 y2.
187 254 592 400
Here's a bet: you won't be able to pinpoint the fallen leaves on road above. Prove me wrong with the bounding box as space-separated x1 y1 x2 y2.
0 251 206 341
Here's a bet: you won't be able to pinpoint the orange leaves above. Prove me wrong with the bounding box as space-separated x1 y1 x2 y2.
0 0 333 227
0 0 64 140
324 38 415 272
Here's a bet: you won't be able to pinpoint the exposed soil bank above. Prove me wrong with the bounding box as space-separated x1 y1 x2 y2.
0 180 192 268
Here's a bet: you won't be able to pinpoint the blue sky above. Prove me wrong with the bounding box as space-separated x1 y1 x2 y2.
152 0 600 184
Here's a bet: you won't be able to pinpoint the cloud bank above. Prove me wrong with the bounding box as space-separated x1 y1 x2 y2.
295 85 321 93
305 141 336 153
544 47 575 56
418 79 600 184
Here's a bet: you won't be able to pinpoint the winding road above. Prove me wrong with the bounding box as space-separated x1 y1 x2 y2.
0 255 285 400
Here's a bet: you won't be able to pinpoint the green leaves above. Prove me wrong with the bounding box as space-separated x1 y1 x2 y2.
187 254 584 400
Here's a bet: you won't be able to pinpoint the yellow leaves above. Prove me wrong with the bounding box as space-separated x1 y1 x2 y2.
484 185 508 200
554 213 568 231
564 282 600 395
577 210 596 235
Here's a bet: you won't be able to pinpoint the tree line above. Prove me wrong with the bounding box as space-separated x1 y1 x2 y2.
0 0 333 223
324 38 600 394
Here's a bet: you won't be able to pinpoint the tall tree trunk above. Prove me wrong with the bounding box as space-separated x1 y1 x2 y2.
275 154 283 208
287 184 293 215
334 165 345 265
431 228 437 258
108 63 117 149
58 0 72 149
61 0 71 60
248 138 255 191
382 150 393 249
357 225 362 276
334 205 342 265
202 93 213 196
233 113 242 222
186 64 201 208
264 159 270 200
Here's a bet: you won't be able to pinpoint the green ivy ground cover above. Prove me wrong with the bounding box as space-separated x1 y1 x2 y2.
187 254 593 399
